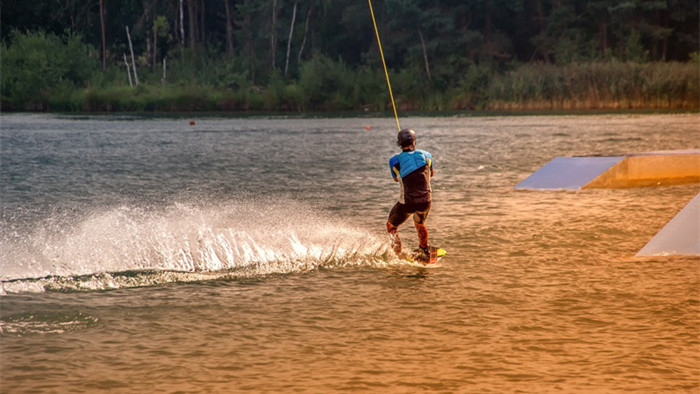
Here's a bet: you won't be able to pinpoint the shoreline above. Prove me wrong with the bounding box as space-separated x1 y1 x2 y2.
1 107 698 119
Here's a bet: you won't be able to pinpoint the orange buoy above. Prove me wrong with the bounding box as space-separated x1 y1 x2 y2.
189 120 196 126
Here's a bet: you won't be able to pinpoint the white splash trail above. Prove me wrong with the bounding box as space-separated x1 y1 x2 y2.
0 200 404 293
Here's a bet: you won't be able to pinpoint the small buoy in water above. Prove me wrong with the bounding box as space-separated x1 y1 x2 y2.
189 120 196 126
365 125 371 130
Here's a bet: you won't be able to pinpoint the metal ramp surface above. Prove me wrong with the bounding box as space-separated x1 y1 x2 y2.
515 156 625 190
636 193 700 257
516 150 700 190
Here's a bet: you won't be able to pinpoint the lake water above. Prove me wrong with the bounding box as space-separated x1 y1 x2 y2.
1 113 698 392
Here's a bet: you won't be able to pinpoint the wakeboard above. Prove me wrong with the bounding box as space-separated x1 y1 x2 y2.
404 246 447 266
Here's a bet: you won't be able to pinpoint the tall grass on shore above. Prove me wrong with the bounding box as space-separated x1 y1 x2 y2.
488 61 699 110
67 60 700 112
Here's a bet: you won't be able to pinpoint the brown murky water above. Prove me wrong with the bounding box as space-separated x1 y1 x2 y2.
1 113 698 392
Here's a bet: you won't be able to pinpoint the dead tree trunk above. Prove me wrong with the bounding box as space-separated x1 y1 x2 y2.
418 30 431 81
271 0 278 71
153 17 158 70
147 23 153 70
243 0 255 83
99 0 107 70
126 26 140 86
297 6 313 64
225 0 234 55
187 0 197 49
124 53 133 87
284 2 298 77
199 0 206 44
180 0 185 47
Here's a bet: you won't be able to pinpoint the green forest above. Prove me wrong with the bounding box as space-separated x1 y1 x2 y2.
2 0 698 112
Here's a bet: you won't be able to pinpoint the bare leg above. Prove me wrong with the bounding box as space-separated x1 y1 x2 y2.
386 221 402 254
414 221 429 250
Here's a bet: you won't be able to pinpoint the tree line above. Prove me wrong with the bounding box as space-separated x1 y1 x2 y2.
1 0 698 111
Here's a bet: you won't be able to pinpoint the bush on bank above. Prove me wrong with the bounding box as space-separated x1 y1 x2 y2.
2 31 698 112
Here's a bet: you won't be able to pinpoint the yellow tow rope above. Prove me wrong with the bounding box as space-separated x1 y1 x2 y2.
367 0 401 132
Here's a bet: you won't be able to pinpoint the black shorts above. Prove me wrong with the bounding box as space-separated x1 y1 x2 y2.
388 200 431 226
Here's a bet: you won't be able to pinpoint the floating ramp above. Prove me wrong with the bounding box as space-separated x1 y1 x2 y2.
636 193 700 257
515 149 700 190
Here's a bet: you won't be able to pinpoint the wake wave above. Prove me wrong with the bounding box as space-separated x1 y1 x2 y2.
1 201 402 294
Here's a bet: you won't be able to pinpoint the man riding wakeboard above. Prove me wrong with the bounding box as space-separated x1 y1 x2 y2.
386 129 434 261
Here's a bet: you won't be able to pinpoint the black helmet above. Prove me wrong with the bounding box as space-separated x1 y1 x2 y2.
397 129 416 148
